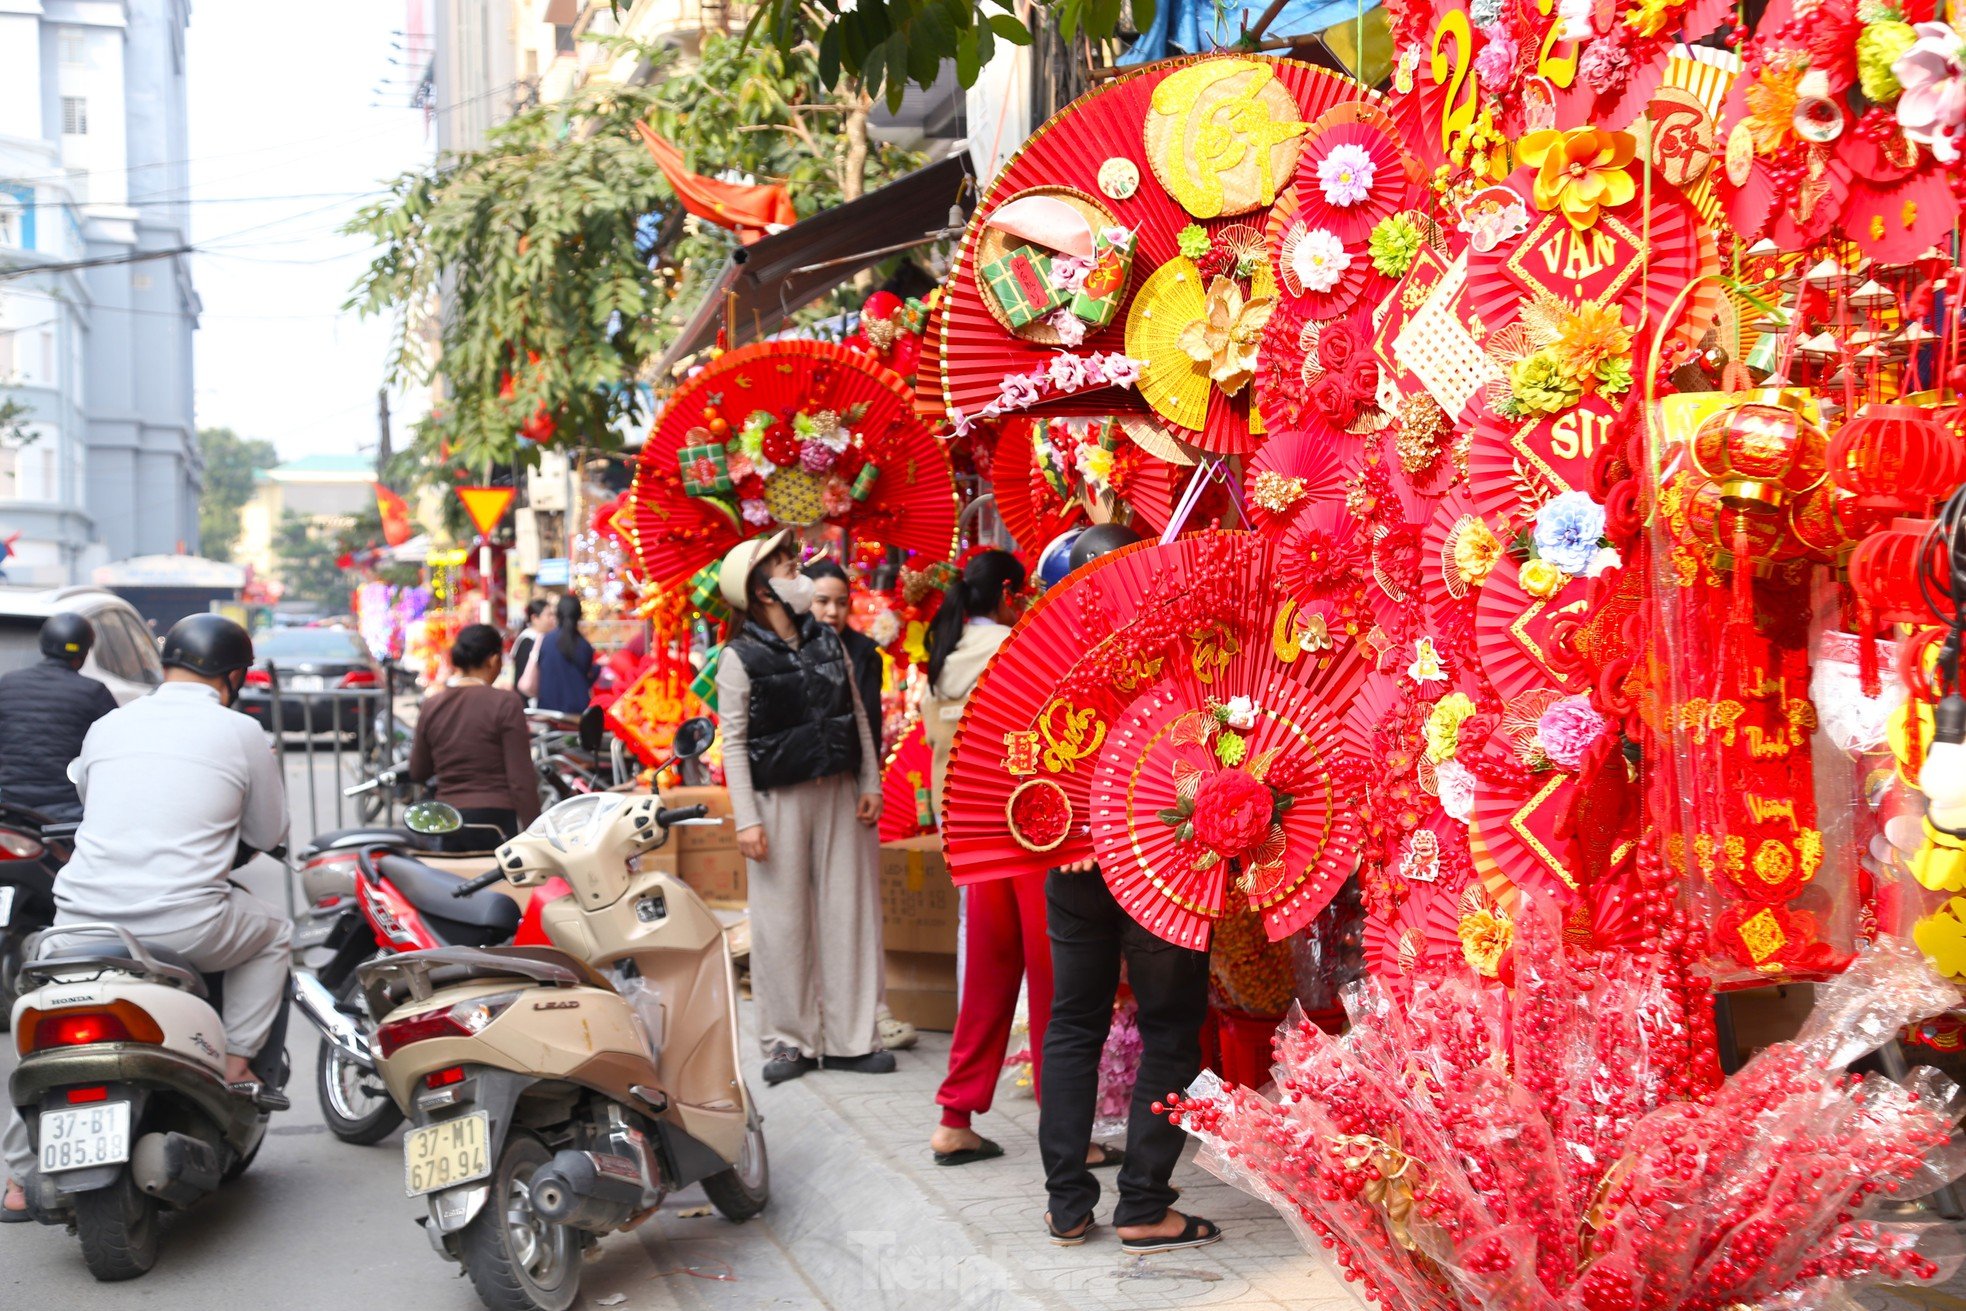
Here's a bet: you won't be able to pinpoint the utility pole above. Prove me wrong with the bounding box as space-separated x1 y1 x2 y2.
375 388 393 475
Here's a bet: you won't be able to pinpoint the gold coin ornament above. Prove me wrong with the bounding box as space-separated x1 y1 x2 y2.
1099 157 1142 201
1144 59 1308 219
1724 120 1756 188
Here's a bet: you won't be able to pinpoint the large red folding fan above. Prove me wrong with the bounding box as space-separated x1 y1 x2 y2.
629 340 957 589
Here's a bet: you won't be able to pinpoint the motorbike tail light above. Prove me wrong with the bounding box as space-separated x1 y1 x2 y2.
339 669 379 688
244 668 272 687
66 1086 109 1104
0 828 44 860
18 1001 165 1056
425 1066 465 1088
376 991 519 1059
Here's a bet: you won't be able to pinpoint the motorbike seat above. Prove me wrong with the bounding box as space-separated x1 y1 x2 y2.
300 826 416 859
38 938 209 998
376 855 523 935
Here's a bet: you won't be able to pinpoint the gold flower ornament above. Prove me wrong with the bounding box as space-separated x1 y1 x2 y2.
1178 276 1276 397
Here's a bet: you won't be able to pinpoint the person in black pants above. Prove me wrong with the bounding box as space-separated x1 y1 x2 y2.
1037 863 1218 1251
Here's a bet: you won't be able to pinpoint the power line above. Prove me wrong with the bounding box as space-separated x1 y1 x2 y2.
0 246 192 281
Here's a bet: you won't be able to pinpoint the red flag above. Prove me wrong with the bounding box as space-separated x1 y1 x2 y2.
374 483 413 547
634 124 796 245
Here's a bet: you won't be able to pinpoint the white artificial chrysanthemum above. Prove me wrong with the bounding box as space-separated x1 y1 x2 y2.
1290 228 1351 293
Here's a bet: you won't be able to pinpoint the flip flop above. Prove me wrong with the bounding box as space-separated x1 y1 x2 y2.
932 1136 1005 1167
1045 1211 1094 1247
1120 1213 1222 1253
1 1187 31 1224
1088 1144 1126 1170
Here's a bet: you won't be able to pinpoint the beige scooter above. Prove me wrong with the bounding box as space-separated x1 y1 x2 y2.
358 719 764 1311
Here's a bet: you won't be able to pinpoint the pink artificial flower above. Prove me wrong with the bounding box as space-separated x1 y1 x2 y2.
820 476 853 517
1047 351 1091 393
1474 25 1518 90
1097 354 1144 388
801 440 838 474
1578 32 1633 94
1895 22 1966 163
1536 695 1608 768
1049 255 1093 294
740 498 772 527
725 450 756 482
1047 307 1088 347
998 372 1045 410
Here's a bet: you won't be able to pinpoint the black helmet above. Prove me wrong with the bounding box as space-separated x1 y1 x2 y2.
160 614 255 679
1066 523 1143 573
39 612 95 664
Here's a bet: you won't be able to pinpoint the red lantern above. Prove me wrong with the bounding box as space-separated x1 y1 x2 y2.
1848 518 1943 625
1826 402 1965 516
1689 392 1829 512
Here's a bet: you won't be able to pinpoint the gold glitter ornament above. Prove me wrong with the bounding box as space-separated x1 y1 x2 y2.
1251 471 1308 514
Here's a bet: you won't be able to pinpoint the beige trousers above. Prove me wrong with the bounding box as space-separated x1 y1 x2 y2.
747 772 882 1060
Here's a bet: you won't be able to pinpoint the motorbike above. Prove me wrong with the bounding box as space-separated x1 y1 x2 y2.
358 718 759 1311
0 804 78 1026
7 851 292 1281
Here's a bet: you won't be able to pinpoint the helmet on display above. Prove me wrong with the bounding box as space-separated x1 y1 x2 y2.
1036 528 1086 590
161 614 256 682
1066 523 1143 573
39 612 95 665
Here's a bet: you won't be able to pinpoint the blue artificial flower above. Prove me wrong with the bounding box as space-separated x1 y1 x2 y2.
1531 490 1607 576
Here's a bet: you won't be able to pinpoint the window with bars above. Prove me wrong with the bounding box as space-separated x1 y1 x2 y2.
60 97 87 135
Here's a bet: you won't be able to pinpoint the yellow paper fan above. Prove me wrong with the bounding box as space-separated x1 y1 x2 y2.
1126 257 1213 433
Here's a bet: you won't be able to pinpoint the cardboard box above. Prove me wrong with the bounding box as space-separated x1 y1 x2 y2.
885 950 959 1032
677 846 747 908
659 785 738 854
880 836 959 955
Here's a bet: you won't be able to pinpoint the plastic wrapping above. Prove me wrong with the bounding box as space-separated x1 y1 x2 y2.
1168 936 1966 1311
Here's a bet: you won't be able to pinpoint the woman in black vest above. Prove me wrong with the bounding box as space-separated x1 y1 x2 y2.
714 530 889 1086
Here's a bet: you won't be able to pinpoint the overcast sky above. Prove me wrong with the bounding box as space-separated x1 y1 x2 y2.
185 0 432 460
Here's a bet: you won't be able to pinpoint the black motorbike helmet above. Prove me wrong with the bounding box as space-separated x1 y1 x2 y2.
1066 522 1143 573
39 612 95 665
161 614 256 698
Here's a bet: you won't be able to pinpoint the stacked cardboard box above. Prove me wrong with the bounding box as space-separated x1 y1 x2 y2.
880 835 960 1031
658 785 747 907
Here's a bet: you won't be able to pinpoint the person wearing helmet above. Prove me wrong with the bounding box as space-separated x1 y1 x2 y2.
0 613 118 821
1 615 290 1219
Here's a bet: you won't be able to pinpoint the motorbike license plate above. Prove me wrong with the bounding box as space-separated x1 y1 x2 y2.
289 675 326 692
0 884 13 926
39 1102 130 1174
404 1111 491 1196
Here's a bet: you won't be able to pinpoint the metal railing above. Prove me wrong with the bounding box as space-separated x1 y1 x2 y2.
264 662 408 845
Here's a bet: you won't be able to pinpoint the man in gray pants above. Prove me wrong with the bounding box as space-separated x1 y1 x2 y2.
3 614 289 1219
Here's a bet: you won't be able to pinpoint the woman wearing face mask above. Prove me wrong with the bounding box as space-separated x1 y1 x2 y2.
715 532 889 1086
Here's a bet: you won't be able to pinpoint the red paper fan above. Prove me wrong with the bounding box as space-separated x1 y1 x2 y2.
1276 499 1369 609
1842 168 1960 267
1471 772 1584 908
991 419 1085 556
1110 449 1183 535
1473 555 1592 704
1338 671 1408 776
1267 186 1389 323
1420 488 1497 622
1290 107 1423 244
1243 428 1362 531
1089 655 1361 948
1361 870 1467 982
1465 388 1628 528
631 340 957 587
913 299 949 426
879 719 937 843
937 58 1381 456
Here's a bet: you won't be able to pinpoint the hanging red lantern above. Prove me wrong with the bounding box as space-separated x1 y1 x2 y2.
1826 402 1965 516
1848 519 1943 625
1689 392 1829 513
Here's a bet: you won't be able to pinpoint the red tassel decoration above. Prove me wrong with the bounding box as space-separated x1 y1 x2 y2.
1857 602 1881 698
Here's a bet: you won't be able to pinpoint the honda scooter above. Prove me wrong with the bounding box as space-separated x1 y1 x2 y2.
0 804 78 1024
359 719 763 1311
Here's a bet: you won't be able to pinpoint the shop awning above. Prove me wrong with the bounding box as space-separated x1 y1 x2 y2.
654 151 975 377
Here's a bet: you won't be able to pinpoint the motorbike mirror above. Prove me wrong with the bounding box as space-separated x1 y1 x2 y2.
672 716 716 761
403 800 463 836
578 704 606 755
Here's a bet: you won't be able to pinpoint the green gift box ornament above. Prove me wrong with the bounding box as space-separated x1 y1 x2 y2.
689 562 728 622
981 244 1065 329
1070 227 1136 329
678 434 732 498
850 462 880 502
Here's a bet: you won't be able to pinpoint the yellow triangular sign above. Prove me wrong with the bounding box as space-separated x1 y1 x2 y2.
456 486 516 538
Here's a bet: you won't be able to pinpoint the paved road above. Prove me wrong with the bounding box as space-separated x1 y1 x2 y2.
2 743 811 1310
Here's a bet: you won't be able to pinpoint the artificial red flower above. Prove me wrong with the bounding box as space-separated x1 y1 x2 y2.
1308 374 1362 429
1317 322 1362 372
762 423 800 468
735 473 767 500
1191 767 1275 859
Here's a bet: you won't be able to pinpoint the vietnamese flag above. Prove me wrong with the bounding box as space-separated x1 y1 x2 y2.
634 124 796 245
374 483 414 547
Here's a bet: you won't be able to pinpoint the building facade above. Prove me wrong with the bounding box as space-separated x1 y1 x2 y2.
235 452 377 579
0 0 203 585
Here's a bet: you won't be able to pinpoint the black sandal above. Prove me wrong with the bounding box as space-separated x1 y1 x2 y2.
1 1183 30 1224
932 1136 1005 1167
1088 1144 1126 1170
1045 1211 1094 1246
1120 1212 1222 1253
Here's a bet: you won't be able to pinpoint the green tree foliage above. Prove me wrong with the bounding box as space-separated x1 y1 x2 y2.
747 0 1155 109
345 35 918 474
197 426 279 561
0 394 28 447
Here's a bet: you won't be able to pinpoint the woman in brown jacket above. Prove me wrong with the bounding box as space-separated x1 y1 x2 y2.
409 623 540 843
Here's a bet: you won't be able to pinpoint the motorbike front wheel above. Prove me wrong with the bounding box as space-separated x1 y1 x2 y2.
460 1133 580 1311
315 973 403 1146
74 1172 161 1281
700 1102 769 1222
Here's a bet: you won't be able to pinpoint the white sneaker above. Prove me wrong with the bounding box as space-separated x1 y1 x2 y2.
878 1015 919 1050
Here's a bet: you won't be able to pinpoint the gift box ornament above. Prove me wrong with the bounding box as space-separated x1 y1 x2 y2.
678 436 732 497
981 245 1065 329
851 461 881 501
1070 227 1137 328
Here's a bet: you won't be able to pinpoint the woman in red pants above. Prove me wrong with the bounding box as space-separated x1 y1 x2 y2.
921 550 1117 1171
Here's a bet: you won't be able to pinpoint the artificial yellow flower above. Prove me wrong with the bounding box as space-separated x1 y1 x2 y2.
1424 692 1478 763
1450 517 1503 588
1458 907 1515 978
1178 276 1276 397
1552 303 1634 381
1521 557 1567 598
1743 64 1803 157
1516 128 1639 229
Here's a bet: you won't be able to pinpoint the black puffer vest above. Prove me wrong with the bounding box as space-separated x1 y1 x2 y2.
730 616 861 793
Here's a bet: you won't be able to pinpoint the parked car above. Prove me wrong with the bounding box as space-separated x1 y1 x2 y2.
0 586 164 705
239 625 383 735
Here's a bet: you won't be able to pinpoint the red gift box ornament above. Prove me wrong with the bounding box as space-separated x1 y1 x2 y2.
1826 403 1966 518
